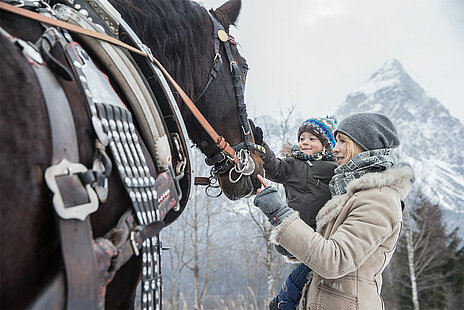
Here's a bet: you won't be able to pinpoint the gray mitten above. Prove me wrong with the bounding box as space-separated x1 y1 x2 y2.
253 186 295 226
274 244 296 260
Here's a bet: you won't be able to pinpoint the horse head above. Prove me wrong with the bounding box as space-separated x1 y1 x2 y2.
111 0 264 200
190 0 264 200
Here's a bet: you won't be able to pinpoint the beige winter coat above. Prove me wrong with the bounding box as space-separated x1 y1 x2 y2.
271 166 414 310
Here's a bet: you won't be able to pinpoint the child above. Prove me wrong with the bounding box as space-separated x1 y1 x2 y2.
261 116 338 310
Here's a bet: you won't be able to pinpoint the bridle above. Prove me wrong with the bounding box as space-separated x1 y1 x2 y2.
196 12 265 189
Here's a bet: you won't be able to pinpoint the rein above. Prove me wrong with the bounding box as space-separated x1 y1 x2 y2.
0 1 240 165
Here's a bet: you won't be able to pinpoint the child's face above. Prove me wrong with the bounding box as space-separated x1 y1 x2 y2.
298 132 324 155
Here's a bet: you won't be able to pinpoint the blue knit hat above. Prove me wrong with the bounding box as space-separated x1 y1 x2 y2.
297 116 337 150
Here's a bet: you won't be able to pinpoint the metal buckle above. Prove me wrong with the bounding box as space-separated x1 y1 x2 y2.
130 230 140 256
44 159 99 221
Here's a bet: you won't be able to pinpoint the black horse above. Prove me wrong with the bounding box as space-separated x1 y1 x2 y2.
0 0 263 308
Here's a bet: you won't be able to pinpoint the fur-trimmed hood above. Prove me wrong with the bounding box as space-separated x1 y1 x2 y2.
315 164 414 232
280 142 293 157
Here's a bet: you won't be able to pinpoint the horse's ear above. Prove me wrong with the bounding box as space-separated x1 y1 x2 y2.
211 0 241 31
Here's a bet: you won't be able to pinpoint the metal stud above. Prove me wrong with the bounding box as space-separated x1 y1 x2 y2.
132 167 138 175
79 9 88 17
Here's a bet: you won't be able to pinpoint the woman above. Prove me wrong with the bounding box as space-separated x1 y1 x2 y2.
254 112 414 309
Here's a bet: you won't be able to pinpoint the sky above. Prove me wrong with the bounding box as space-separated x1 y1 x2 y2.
196 0 464 123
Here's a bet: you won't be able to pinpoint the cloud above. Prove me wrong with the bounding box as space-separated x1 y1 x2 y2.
301 0 344 25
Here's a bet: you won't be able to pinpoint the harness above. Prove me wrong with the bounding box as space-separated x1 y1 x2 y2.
1 1 182 309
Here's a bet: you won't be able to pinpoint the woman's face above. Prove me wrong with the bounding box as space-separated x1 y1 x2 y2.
333 134 362 165
298 132 324 155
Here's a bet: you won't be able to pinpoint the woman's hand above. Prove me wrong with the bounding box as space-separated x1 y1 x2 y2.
253 175 295 226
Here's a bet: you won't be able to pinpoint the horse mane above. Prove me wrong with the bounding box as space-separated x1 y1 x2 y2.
109 0 212 99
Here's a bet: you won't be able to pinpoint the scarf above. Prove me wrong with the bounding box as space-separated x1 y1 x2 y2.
291 144 337 162
329 148 396 196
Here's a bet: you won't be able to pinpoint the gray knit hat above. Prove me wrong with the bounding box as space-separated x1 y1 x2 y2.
334 112 400 151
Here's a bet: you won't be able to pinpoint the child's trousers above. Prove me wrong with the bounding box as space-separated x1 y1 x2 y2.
270 263 312 310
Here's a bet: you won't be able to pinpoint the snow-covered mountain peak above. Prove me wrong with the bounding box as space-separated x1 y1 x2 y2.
368 58 404 83
350 58 425 104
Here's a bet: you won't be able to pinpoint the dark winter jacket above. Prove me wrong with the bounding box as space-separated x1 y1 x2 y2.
263 142 337 228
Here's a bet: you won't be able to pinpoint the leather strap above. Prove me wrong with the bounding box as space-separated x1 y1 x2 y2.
0 1 239 164
28 38 99 309
104 210 165 273
10 24 98 309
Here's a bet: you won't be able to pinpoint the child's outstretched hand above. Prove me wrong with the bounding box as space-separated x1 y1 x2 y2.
256 174 269 194
254 175 294 226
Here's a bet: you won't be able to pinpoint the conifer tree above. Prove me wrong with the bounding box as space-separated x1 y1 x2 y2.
384 193 463 309
443 227 464 309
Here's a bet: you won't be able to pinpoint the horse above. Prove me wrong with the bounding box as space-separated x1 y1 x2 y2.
0 0 263 308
